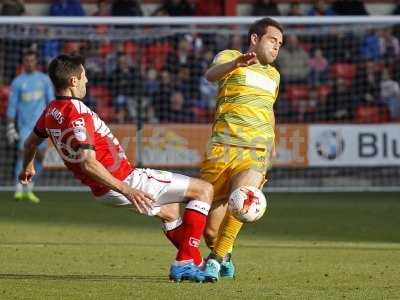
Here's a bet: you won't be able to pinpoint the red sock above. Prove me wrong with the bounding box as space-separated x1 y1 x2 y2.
164 225 184 249
176 200 210 265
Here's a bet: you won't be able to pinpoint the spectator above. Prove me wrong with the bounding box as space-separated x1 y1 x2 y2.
286 3 305 30
92 0 111 34
277 35 310 84
304 87 327 122
196 49 217 110
308 48 329 86
167 91 194 123
251 0 280 17
331 0 368 15
166 37 193 74
109 53 141 123
105 43 133 75
287 3 303 16
111 0 143 16
41 27 60 65
228 34 244 52
93 0 110 16
307 0 335 16
141 68 160 123
322 77 356 121
153 70 173 122
49 0 85 16
378 28 400 63
199 75 217 109
354 60 381 105
175 65 195 102
1 0 25 16
83 43 105 83
198 49 214 74
360 30 381 61
393 3 400 15
144 68 160 97
325 32 360 63
153 0 195 16
380 68 400 120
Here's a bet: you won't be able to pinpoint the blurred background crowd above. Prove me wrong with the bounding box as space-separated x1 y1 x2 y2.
1 0 400 125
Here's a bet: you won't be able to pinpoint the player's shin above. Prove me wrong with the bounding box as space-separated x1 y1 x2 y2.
213 210 243 259
175 200 210 266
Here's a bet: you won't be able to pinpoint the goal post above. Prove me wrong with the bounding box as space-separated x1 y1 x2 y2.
0 16 399 192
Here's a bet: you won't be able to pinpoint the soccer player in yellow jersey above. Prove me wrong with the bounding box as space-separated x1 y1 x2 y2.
200 17 284 281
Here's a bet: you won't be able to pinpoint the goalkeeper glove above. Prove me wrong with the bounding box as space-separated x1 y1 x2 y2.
6 122 19 145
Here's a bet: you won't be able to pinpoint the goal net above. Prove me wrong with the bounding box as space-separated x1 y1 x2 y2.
0 16 399 192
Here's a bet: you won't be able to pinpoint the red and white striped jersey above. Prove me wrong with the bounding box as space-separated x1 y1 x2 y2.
34 96 133 196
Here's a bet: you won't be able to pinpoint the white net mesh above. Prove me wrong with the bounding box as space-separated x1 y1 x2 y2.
0 16 399 192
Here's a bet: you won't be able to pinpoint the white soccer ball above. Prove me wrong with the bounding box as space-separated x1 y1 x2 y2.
228 186 267 223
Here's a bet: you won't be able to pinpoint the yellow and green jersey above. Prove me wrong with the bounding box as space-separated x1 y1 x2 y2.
210 49 280 149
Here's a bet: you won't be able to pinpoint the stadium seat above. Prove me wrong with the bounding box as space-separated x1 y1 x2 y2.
89 85 112 107
95 106 114 123
330 63 357 83
354 104 390 123
143 41 171 71
124 41 138 59
99 42 114 58
317 84 331 99
286 84 310 102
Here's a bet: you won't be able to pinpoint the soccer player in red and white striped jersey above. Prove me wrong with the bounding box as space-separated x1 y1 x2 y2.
19 54 213 282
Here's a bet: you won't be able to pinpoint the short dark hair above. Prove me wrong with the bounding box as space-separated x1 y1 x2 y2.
247 17 284 46
48 54 85 92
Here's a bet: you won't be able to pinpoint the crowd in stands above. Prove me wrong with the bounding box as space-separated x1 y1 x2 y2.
1 0 400 124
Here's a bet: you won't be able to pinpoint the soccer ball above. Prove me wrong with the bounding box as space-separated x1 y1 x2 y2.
228 186 267 223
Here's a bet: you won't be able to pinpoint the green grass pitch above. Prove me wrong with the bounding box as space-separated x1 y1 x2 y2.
0 192 399 299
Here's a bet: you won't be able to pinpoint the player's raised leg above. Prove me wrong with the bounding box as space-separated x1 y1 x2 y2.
98 169 214 282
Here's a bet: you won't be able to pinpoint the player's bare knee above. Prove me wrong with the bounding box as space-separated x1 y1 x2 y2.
187 178 213 204
198 181 213 204
157 203 180 222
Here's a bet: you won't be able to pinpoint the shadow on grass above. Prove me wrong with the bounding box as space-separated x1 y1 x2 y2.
0 273 166 283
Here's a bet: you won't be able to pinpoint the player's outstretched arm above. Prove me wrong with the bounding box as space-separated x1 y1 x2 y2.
19 131 45 184
205 52 257 82
79 149 154 213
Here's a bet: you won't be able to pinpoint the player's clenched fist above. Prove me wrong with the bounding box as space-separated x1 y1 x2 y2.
122 186 155 214
234 52 257 67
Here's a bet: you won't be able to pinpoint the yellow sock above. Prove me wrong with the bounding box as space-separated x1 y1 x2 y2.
214 211 243 259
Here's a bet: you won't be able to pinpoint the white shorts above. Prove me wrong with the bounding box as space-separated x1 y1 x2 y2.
96 168 190 216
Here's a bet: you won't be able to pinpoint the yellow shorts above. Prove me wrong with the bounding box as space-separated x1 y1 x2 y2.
199 143 270 202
